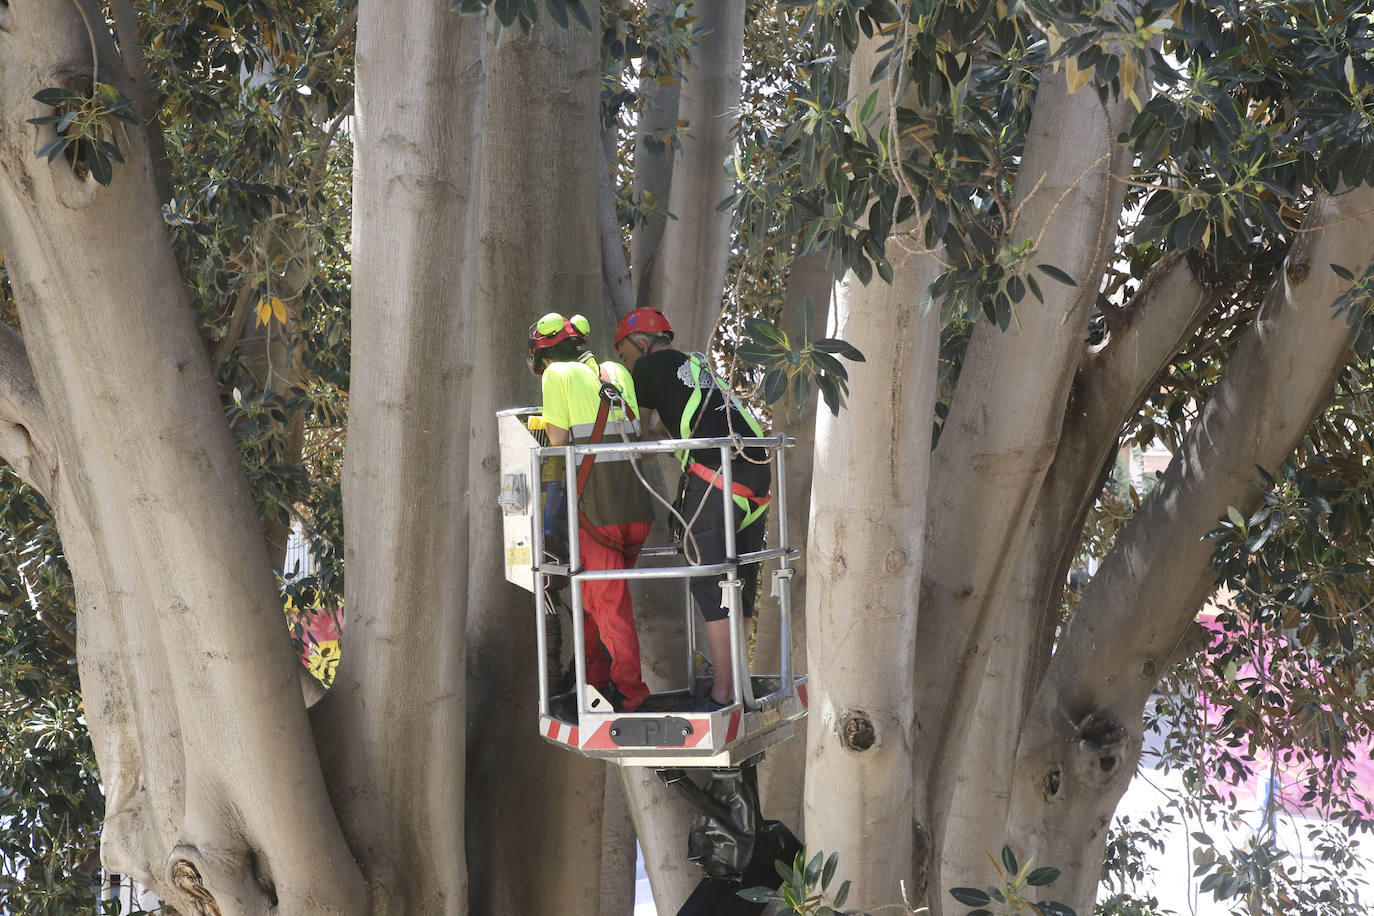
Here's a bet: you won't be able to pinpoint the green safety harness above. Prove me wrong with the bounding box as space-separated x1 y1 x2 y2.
678 354 771 532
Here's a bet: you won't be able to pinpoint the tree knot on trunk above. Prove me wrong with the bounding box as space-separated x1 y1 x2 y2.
1043 767 1063 802
1074 711 1130 783
1286 257 1310 283
838 710 877 751
169 856 224 916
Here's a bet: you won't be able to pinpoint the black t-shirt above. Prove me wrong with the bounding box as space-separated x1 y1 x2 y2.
632 349 770 494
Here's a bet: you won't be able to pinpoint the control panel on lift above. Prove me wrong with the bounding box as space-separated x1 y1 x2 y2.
496 407 807 768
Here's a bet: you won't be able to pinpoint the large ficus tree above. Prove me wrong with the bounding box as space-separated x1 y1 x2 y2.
5 0 1374 914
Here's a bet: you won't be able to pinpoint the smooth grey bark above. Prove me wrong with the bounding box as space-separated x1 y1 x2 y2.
755 249 830 832
599 773 637 916
621 764 701 912
314 0 483 911
915 71 1133 903
933 256 1216 905
628 0 681 307
1008 186 1374 910
804 257 938 912
0 2 364 911
600 134 635 319
647 0 745 348
802 36 941 904
464 14 618 915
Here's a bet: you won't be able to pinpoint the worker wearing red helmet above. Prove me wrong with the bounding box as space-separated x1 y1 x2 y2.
530 312 654 712
613 307 771 712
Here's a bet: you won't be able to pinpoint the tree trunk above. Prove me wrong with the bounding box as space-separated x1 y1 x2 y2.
313 0 483 910
647 0 745 348
463 13 614 914
629 0 681 307
599 772 637 916
0 2 363 911
802 38 940 897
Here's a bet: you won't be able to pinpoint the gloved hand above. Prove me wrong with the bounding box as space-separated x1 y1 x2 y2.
542 480 567 540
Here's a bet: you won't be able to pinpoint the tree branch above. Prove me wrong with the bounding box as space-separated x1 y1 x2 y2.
1008 254 1216 692
628 0 682 307
1009 184 1374 904
647 0 745 347
0 322 58 502
916 71 1135 821
599 133 633 319
109 0 173 204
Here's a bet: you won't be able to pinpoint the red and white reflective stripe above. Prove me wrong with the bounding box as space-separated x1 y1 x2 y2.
541 715 579 747
725 709 742 743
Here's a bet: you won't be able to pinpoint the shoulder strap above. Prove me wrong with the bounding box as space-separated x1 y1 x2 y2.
679 355 765 467
575 375 636 495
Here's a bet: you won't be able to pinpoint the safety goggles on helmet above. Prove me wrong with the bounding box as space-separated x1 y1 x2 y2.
527 312 588 375
613 307 674 347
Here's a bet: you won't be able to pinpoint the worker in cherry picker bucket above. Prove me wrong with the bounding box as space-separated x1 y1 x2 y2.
613 307 772 713
529 312 654 712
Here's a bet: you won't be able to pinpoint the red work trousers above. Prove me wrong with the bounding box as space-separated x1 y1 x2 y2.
578 520 652 712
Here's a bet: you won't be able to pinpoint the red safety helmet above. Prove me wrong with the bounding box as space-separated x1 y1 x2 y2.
527 312 585 375
613 307 674 347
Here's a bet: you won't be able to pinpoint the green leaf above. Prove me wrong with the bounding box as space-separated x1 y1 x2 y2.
833 879 850 907
1173 209 1207 250
813 338 865 361
36 136 69 163
1331 263 1356 281
1225 506 1246 530
87 145 113 187
745 317 786 346
566 0 592 29
811 350 848 379
736 887 779 903
735 343 781 365
33 87 80 106
1035 263 1078 287
1001 845 1019 875
763 368 788 404
859 87 879 126
950 887 992 906
919 287 936 316
821 851 839 891
816 373 841 414
1026 866 1061 886
805 851 824 886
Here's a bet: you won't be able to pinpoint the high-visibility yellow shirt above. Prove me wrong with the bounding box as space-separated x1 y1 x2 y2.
540 353 653 528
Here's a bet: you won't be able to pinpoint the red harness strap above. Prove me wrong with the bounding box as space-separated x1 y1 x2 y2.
575 380 638 554
686 461 772 506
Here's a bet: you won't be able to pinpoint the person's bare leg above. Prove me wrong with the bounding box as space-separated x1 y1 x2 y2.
705 618 734 704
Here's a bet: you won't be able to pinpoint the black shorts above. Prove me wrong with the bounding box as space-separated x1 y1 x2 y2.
681 473 767 622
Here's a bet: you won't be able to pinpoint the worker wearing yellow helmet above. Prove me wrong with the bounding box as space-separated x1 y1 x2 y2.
529 312 654 712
